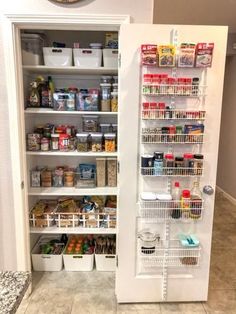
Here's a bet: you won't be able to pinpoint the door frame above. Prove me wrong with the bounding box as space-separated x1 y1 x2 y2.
2 13 130 271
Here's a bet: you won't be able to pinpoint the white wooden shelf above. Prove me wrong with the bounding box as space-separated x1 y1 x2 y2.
26 151 118 157
24 109 118 115
30 227 117 234
23 65 118 75
28 187 118 196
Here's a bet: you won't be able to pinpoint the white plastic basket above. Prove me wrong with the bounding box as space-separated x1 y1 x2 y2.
43 47 72 66
63 253 94 271
73 48 102 67
103 49 118 68
95 254 116 271
31 236 64 271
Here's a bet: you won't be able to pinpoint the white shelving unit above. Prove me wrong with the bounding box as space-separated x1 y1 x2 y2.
26 151 118 157
25 109 118 116
30 227 117 234
28 187 118 196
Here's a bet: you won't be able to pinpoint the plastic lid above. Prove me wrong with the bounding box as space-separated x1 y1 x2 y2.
100 123 110 127
76 133 89 137
182 190 190 198
21 33 44 40
175 157 184 161
100 83 112 87
104 133 116 138
165 154 174 159
183 153 194 159
111 91 118 95
51 134 59 138
141 192 156 201
112 83 118 87
194 154 204 159
82 115 98 119
174 182 180 187
91 133 103 137
89 43 103 48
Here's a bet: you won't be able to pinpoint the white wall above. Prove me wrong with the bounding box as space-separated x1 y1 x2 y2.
0 0 153 270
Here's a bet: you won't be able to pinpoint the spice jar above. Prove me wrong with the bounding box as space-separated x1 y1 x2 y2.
91 133 103 152
111 92 118 112
41 137 50 151
64 169 75 187
175 156 184 175
76 133 89 152
193 154 204 175
100 83 111 111
143 74 152 94
183 153 194 175
59 134 69 152
51 134 59 151
104 133 116 152
164 153 174 175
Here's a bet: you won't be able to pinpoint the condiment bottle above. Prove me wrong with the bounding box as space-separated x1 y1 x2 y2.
154 152 164 176
190 181 203 219
164 153 174 175
193 154 204 175
28 81 40 107
171 181 181 219
181 189 191 219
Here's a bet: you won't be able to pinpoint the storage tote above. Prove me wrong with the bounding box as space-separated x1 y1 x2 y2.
31 236 65 271
43 47 72 66
95 254 116 271
103 49 118 68
73 48 102 67
63 253 94 271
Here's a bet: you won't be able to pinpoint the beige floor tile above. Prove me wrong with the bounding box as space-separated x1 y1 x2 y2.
71 290 116 314
16 298 30 314
117 302 161 311
203 289 236 313
160 302 206 313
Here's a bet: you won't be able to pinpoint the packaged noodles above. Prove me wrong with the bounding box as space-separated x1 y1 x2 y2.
195 43 214 68
178 43 196 67
158 45 175 67
141 44 158 66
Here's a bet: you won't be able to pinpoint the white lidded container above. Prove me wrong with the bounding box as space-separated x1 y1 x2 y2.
21 33 44 65
43 47 73 66
103 49 119 68
73 48 102 67
95 254 116 271
63 253 94 271
31 236 65 271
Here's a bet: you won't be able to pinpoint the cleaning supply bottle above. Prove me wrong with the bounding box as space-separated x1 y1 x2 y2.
171 181 181 219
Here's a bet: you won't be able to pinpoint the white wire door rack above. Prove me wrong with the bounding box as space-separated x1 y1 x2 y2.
142 84 207 97
140 167 203 177
141 132 204 144
141 109 206 121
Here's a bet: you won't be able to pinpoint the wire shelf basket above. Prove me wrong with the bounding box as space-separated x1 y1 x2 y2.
141 167 203 177
141 133 204 144
142 84 206 97
142 110 206 121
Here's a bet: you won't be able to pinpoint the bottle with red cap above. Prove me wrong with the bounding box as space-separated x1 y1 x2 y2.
181 189 191 219
171 181 181 219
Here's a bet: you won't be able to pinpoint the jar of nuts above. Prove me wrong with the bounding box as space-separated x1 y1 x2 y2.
91 133 103 152
76 133 89 152
104 133 116 152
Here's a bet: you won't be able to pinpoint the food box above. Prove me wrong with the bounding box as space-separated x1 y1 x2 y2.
95 254 116 271
103 49 118 68
29 200 57 228
141 44 158 66
54 198 80 227
43 47 72 67
73 48 102 67
31 236 65 271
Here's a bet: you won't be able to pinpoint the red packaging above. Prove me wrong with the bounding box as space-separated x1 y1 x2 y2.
59 134 69 152
150 102 157 110
141 44 158 66
158 102 166 109
142 102 149 110
195 43 214 68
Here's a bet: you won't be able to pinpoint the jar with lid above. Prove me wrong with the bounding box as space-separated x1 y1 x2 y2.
64 169 75 187
193 154 204 175
41 137 50 151
138 229 160 254
183 153 194 175
104 133 116 152
101 76 112 84
100 83 111 111
76 133 89 152
27 133 41 151
175 156 184 175
91 133 103 152
59 134 69 152
111 92 118 112
164 153 174 175
99 123 111 133
51 134 59 151
82 115 99 132
154 152 163 176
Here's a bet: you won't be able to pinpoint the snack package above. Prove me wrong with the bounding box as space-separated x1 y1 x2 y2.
184 124 204 134
178 43 196 67
53 92 76 111
141 44 158 66
195 43 214 68
105 32 118 49
76 89 99 111
158 45 175 67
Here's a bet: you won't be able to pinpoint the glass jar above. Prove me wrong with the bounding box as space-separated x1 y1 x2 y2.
53 167 64 187
91 133 103 152
41 137 50 151
111 92 118 112
101 76 112 84
64 170 75 187
104 133 116 152
193 154 204 175
100 83 111 111
51 134 59 151
59 134 69 152
76 133 89 152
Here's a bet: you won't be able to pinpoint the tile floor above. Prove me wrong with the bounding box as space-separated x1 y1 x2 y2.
17 192 236 314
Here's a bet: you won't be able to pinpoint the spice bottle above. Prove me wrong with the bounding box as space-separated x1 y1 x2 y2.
193 154 204 175
164 153 174 175
51 134 59 151
181 189 191 219
192 77 200 96
175 156 184 175
183 153 194 175
154 152 164 176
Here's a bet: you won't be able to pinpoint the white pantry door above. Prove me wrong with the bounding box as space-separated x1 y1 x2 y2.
116 24 227 303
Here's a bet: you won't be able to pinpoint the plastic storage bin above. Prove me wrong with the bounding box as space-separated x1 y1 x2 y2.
63 253 94 271
73 48 102 67
103 49 118 68
21 33 44 65
31 236 64 271
43 47 72 66
95 254 116 271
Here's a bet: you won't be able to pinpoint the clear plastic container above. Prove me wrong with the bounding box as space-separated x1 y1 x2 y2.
21 33 44 65
111 92 118 112
76 133 89 152
96 158 106 187
99 123 111 133
104 133 116 152
100 83 111 112
91 133 103 152
82 115 99 132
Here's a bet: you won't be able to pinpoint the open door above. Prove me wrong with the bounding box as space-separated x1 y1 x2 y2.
116 24 227 303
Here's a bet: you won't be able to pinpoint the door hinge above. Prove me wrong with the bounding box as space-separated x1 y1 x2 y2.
117 161 120 173
116 255 118 267
21 181 24 189
118 53 121 68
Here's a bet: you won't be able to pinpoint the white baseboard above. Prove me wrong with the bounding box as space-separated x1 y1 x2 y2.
216 185 236 205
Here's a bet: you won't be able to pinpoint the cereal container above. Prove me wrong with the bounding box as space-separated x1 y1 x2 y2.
96 158 106 187
107 158 117 187
104 133 116 152
76 133 89 152
91 133 103 152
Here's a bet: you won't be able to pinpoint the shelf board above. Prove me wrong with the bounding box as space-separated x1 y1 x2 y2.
28 187 118 196
24 109 118 115
23 65 118 75
30 227 117 234
26 151 118 157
